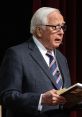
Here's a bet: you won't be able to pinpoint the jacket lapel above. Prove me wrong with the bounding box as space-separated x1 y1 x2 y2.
27 38 58 88
56 51 67 88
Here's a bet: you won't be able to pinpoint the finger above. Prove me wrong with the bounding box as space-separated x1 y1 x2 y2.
52 96 66 104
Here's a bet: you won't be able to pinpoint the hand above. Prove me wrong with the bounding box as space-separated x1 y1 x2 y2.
41 89 66 106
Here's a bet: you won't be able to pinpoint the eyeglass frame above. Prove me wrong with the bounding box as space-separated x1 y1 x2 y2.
40 23 66 32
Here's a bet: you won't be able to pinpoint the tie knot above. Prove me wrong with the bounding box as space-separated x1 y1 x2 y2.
46 51 53 57
46 51 54 62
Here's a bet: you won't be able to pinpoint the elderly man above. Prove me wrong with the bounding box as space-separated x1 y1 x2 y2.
0 7 71 117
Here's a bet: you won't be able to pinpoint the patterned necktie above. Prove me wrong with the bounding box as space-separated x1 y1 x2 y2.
46 51 63 89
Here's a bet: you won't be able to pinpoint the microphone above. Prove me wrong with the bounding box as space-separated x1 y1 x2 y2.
61 41 63 45
56 70 60 76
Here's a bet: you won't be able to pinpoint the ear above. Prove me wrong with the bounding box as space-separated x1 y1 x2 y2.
36 27 42 37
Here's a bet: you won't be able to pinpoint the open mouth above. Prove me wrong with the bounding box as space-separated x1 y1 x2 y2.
55 38 62 42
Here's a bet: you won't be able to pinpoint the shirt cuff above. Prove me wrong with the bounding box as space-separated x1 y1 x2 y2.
38 94 43 111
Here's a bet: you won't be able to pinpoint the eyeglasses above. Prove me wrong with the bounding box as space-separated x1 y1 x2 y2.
42 24 66 32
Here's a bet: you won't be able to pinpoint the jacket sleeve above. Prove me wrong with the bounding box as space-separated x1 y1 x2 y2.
0 48 40 114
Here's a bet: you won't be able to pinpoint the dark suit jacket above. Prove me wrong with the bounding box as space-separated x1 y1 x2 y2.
0 38 71 117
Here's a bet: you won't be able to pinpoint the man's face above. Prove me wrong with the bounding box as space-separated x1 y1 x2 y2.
39 11 65 50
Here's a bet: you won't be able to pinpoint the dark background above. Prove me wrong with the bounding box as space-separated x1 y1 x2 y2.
0 0 82 117
0 1 33 64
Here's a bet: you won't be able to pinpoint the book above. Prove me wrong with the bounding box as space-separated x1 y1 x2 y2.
57 83 82 109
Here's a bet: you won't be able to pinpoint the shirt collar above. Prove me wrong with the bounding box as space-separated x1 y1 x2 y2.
33 36 55 57
33 36 47 55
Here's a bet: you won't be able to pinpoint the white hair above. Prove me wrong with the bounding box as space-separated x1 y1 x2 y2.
30 7 60 34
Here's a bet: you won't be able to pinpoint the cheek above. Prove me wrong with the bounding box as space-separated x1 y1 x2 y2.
50 34 56 38
49 35 56 42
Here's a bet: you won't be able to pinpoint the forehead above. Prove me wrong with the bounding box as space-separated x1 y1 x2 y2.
47 11 65 24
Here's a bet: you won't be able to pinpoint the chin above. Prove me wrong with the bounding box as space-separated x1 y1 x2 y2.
54 44 60 48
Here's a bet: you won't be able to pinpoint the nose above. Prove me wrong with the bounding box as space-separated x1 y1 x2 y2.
60 28 64 34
